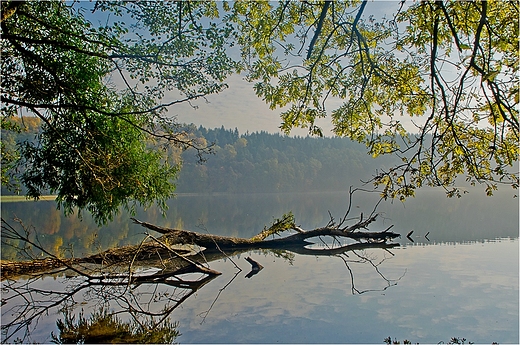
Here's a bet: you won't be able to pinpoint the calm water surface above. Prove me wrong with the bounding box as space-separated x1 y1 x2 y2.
1 189 518 343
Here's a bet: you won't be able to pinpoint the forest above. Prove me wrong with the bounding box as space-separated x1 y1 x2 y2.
2 117 398 196
176 125 398 193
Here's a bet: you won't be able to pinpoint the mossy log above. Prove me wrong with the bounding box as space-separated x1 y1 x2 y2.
1 214 400 279
130 215 400 251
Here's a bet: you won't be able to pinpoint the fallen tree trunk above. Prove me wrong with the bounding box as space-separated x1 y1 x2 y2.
129 212 399 252
1 212 400 279
0 258 81 278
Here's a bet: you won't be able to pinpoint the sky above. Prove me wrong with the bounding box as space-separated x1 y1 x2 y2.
86 0 417 137
165 73 336 136
158 0 420 137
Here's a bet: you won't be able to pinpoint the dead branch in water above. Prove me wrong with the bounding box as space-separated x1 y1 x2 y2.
129 211 399 252
1 199 400 279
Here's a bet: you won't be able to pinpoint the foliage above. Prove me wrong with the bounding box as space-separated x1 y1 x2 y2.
4 122 399 195
1 117 24 191
0 1 237 223
224 0 519 199
251 212 296 242
175 125 397 194
2 1 518 225
51 308 179 344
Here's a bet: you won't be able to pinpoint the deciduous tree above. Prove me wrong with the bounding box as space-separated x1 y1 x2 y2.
1 1 238 223
2 1 517 225
226 0 518 198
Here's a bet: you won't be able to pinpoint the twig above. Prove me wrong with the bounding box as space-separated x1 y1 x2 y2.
145 234 221 276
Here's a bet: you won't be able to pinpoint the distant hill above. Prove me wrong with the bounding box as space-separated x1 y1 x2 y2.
1 119 399 195
175 125 398 193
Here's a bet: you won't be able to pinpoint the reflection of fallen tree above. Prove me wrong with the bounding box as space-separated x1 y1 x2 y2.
1 218 223 343
1 267 215 343
1 235 220 344
1 201 402 343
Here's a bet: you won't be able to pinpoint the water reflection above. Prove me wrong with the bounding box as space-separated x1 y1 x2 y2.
1 189 518 343
1 268 210 343
1 189 517 260
179 240 517 343
1 239 403 343
52 306 180 344
1 238 517 343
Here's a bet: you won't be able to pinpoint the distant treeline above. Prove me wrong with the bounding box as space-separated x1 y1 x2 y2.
1 118 399 195
175 125 398 193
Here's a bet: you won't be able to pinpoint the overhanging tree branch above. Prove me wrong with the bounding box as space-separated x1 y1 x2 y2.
306 0 331 59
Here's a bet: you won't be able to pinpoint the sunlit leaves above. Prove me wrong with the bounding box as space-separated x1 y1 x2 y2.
109 1 238 100
1 1 239 223
225 0 518 199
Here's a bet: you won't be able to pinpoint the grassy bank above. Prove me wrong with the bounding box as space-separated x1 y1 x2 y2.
1 195 57 202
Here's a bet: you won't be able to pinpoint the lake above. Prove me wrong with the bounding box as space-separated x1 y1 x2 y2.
1 188 518 343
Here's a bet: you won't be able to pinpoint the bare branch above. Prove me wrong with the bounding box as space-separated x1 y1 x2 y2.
306 1 331 60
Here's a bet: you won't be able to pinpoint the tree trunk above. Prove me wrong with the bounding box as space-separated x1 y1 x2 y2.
1 214 400 279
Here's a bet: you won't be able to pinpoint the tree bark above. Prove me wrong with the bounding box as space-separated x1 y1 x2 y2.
1 215 400 279
130 214 399 251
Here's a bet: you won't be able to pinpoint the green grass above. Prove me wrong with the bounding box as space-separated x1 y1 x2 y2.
0 195 57 202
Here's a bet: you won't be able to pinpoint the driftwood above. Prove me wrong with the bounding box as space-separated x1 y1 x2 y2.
1 211 400 279
130 213 399 251
245 256 264 278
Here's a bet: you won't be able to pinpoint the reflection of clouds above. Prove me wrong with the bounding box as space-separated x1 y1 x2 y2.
176 250 405 342
177 256 326 324
436 241 519 290
176 240 518 343
372 240 518 343
198 255 342 319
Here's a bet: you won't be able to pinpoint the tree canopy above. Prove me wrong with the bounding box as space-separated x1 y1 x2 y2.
1 1 237 223
226 0 518 199
1 0 518 223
